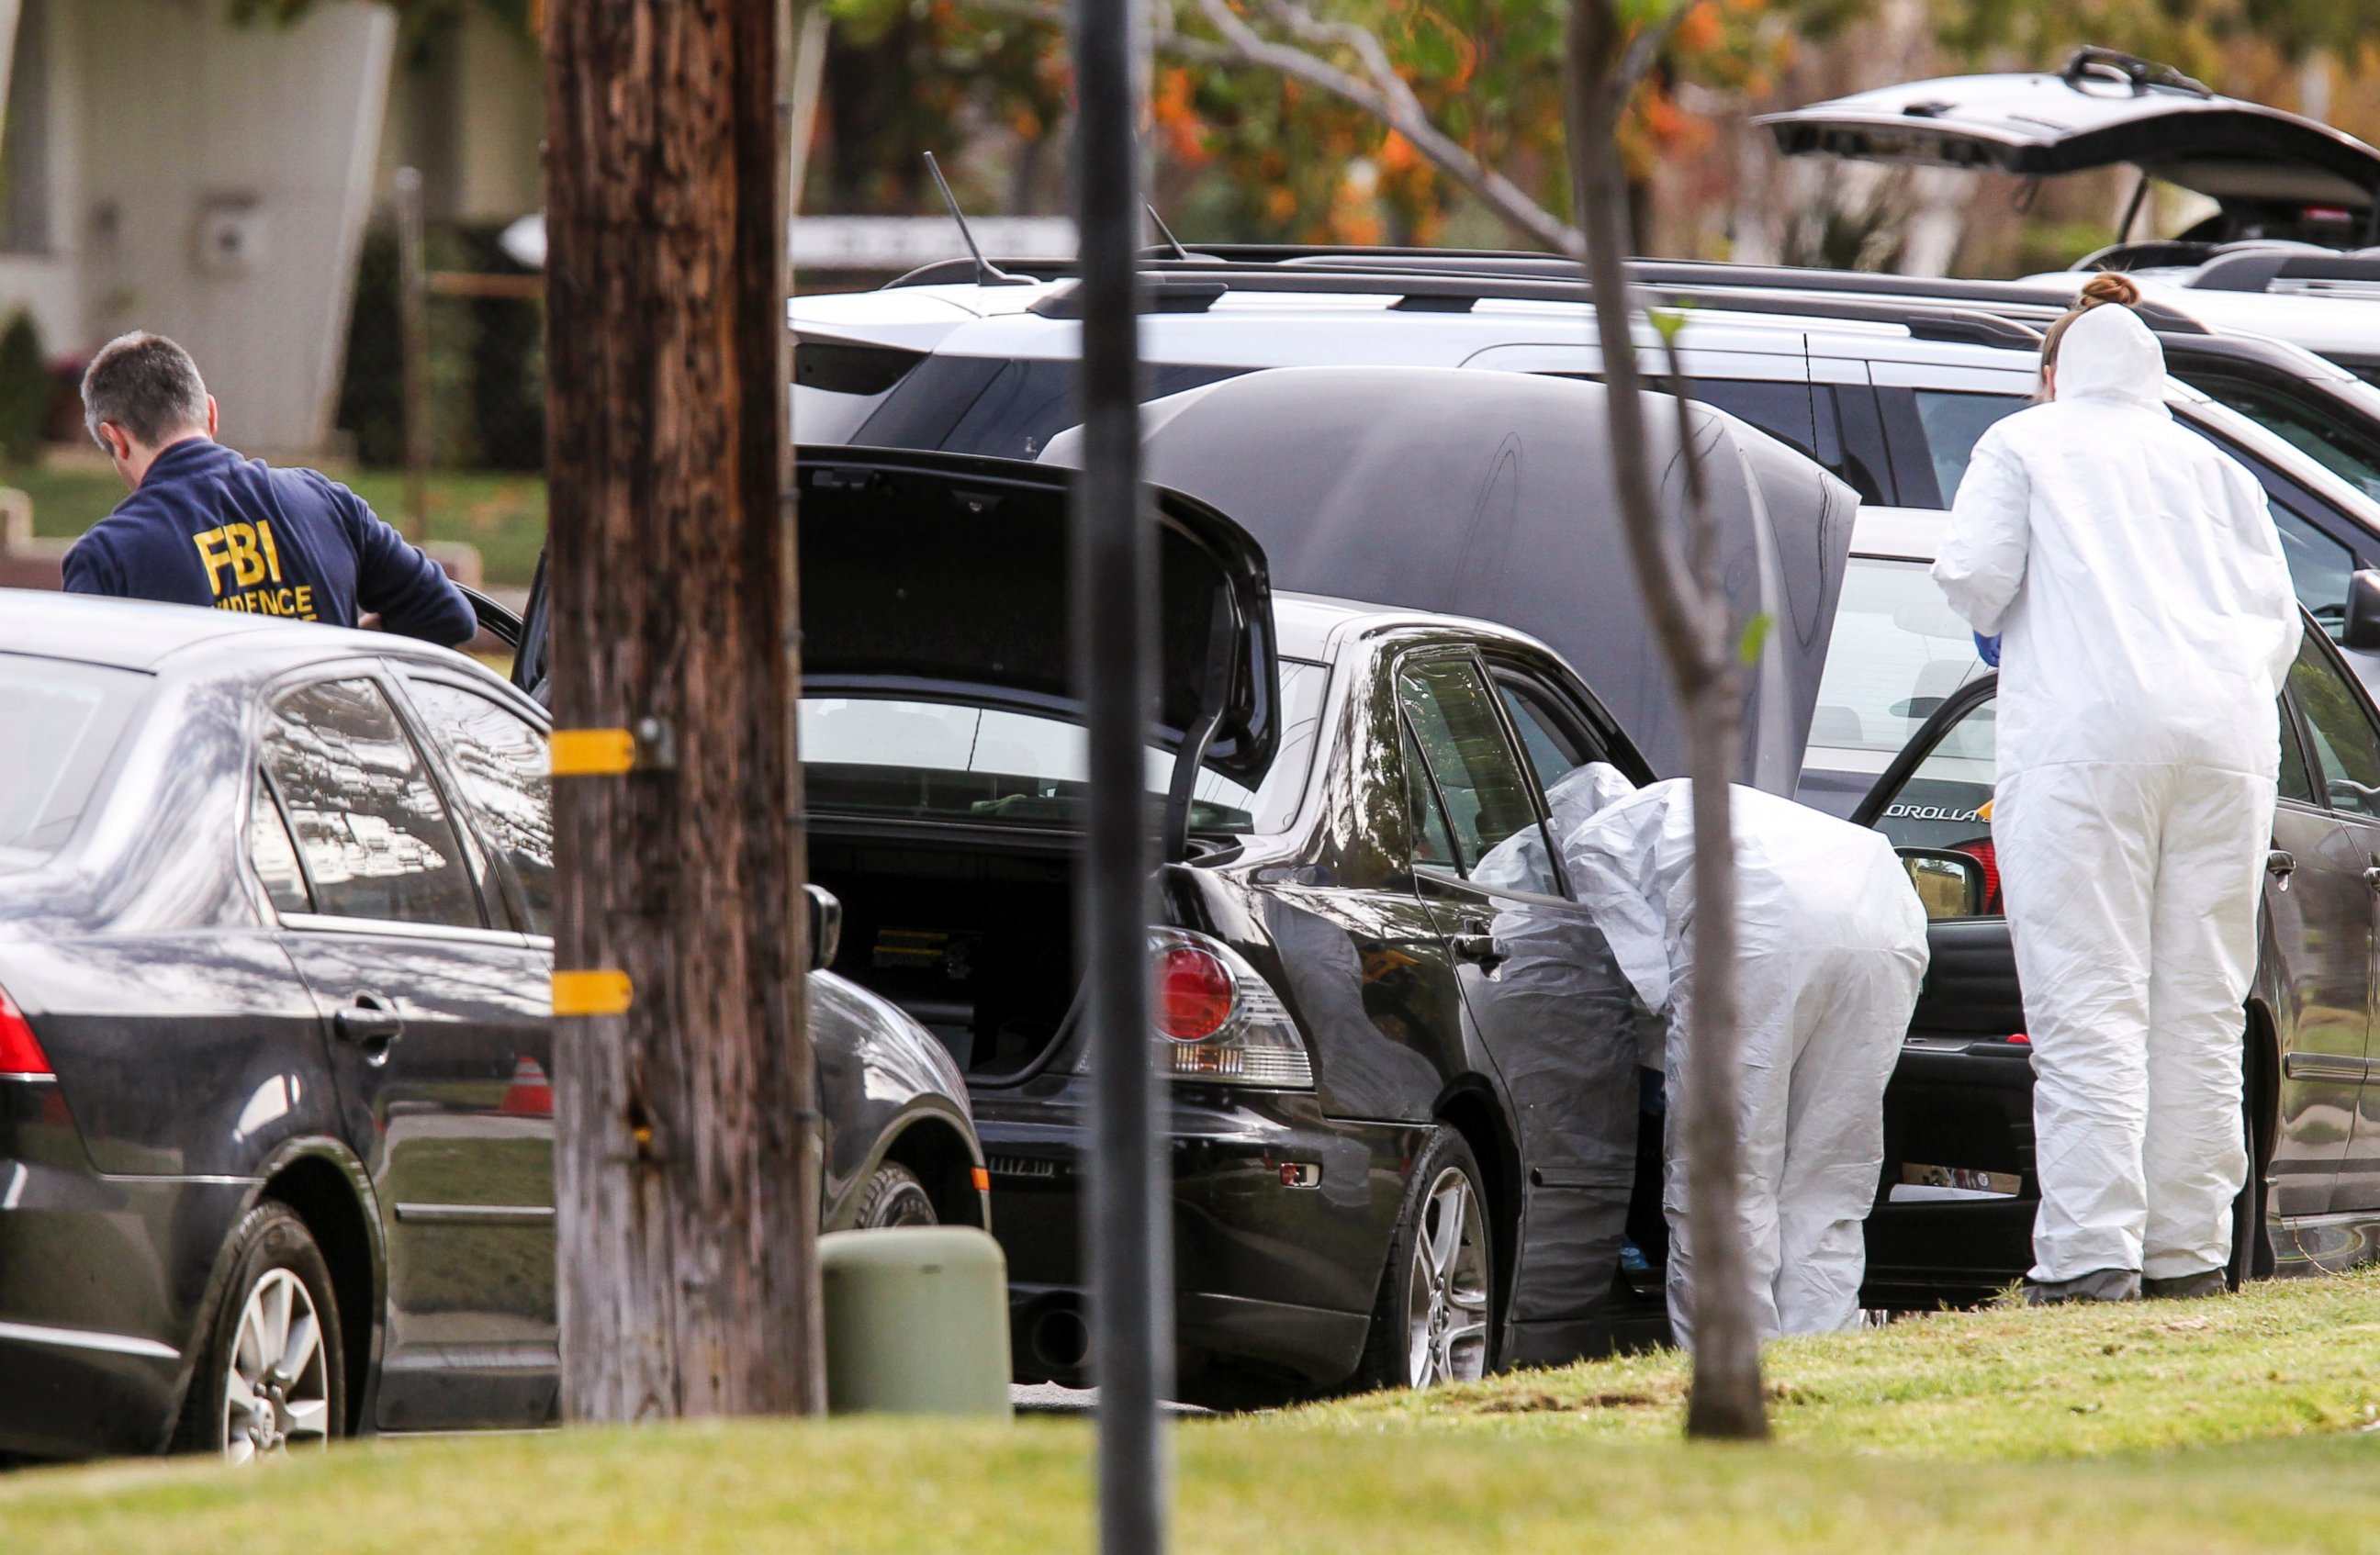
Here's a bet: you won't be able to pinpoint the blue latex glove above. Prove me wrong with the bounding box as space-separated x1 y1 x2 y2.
1974 632 2002 667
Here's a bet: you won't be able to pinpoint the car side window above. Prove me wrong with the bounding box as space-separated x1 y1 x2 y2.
2268 499 2357 635
249 777 312 916
405 680 556 936
1690 379 1817 464
1402 727 1461 877
1398 656 1560 895
1494 677 1590 794
2185 374 2380 504
2287 636 2380 819
2279 696 2317 807
262 678 484 928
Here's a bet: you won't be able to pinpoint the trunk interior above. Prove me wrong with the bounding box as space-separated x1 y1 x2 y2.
810 833 1080 1081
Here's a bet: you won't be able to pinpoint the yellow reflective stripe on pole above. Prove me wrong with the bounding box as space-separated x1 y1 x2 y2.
553 968 633 1016
550 728 637 776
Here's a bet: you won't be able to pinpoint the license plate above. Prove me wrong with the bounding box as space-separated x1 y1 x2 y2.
1897 1162 2020 1197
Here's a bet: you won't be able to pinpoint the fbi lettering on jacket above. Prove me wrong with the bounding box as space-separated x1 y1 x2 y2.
193 520 316 620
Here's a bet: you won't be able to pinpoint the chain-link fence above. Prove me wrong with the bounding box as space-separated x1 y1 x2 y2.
337 222 545 474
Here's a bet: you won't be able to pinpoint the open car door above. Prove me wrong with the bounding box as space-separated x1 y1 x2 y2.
1849 674 2024 1048
1844 675 2041 1299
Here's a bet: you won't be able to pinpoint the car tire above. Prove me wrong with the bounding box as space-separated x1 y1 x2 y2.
2228 1044 2273 1288
173 1201 344 1462
853 1162 938 1229
1352 1127 1494 1392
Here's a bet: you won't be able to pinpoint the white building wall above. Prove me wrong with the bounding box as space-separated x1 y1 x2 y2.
67 0 395 455
0 0 85 364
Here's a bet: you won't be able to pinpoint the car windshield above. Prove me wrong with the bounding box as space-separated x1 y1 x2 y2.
0 655 152 873
1808 556 1992 775
801 658 1330 834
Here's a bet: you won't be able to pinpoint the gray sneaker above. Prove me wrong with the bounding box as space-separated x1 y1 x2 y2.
2142 1270 2228 1300
2025 1268 2142 1305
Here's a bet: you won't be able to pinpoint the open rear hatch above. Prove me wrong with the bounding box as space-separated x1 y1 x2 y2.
1757 48 2380 251
798 446 1277 834
798 448 1278 1080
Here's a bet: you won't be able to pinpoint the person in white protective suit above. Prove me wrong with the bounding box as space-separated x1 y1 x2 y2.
1932 272 2302 1304
1547 764 1929 1347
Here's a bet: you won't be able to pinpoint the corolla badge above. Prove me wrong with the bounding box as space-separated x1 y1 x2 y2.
1881 802 1985 824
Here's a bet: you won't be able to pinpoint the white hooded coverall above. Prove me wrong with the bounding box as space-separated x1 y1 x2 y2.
1555 768 1929 1346
1932 302 2301 1285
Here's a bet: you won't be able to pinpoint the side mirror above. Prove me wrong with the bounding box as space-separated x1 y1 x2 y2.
1901 849 1985 921
2343 570 2380 653
805 883 843 972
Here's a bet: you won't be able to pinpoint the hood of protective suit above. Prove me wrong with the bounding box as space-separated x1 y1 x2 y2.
2053 305 2167 412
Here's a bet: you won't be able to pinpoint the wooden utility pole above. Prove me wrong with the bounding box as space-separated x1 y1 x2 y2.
544 0 822 1419
1566 0 1767 1440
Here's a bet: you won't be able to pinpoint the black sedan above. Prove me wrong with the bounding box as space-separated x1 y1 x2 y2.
0 591 986 1462
516 422 1844 1403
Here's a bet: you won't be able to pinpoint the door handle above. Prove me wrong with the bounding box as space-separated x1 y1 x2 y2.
2267 849 2296 889
2363 864 2380 894
333 994 404 1058
1450 933 1508 970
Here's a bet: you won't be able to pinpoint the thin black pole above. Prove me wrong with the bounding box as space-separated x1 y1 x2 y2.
1072 0 1168 1553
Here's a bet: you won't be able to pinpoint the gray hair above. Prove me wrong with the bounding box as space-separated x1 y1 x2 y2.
81 331 208 450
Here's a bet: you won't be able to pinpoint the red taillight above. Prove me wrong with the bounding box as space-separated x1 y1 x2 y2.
1156 944 1236 1042
0 987 51 1078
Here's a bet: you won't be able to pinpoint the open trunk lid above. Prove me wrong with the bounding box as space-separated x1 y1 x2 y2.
1757 50 2380 245
797 447 1278 786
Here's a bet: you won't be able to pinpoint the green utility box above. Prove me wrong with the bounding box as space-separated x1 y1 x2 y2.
820 1226 1015 1416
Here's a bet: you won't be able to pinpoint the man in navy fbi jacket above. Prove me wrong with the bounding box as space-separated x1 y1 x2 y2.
62 331 477 644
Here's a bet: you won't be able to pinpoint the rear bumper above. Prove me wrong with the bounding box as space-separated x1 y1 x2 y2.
0 1151 251 1460
972 1082 1415 1397
1863 1036 2038 1306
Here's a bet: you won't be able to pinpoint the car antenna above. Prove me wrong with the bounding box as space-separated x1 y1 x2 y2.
925 152 1032 286
1147 203 1192 260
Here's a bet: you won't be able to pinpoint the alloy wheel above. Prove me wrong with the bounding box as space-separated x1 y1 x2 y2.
221 1268 331 1463
1403 1167 1490 1388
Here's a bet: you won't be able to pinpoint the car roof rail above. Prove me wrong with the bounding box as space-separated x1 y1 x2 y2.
1622 261 2210 335
2158 330 2372 387
1015 268 2045 348
1274 252 2207 335
884 243 1566 287
2188 249 2380 296
1026 275 1232 317
878 243 2191 341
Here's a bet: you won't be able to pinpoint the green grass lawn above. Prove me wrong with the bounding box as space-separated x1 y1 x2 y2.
10 462 547 587
5 1268 2377 1553
1311 1262 2380 1458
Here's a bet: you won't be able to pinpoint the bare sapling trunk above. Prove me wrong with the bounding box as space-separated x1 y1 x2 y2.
1565 0 1767 1441
545 0 824 1420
